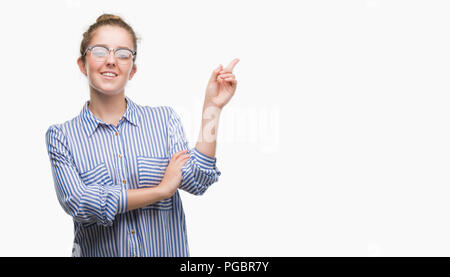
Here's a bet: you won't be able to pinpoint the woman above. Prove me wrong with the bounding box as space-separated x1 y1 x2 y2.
45 14 239 257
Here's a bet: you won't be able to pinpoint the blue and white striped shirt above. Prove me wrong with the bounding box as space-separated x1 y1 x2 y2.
45 96 221 257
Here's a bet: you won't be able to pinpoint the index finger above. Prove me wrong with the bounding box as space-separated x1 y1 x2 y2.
223 58 240 72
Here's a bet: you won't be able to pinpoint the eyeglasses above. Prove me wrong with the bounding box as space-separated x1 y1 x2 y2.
83 45 136 65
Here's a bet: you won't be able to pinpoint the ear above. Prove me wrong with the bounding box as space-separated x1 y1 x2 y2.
77 56 87 76
128 64 137 80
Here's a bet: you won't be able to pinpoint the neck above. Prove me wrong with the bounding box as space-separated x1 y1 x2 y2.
88 89 127 126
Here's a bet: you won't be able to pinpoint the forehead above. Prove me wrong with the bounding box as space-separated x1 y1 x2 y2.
90 25 134 49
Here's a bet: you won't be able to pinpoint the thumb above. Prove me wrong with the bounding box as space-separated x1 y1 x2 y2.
208 64 222 83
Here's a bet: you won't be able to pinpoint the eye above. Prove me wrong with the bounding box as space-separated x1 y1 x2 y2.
91 46 108 57
116 49 132 59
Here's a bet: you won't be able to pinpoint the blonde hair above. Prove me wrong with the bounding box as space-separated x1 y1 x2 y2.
80 14 139 64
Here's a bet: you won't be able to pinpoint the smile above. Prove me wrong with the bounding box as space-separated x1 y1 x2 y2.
100 72 118 79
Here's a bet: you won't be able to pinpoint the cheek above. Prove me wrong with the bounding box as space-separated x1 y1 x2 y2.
120 66 133 79
86 61 100 76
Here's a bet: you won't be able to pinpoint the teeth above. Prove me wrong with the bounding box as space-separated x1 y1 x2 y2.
102 72 116 77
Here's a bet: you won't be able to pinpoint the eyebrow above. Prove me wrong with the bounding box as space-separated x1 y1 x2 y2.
94 43 134 50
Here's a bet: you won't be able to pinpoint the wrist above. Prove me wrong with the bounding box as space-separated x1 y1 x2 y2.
203 100 223 112
155 183 170 200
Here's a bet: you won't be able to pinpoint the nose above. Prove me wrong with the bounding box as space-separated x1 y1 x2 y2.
105 49 117 65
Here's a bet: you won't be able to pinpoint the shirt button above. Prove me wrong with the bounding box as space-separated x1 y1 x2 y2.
118 154 123 159
131 230 135 235
115 131 119 136
122 179 126 184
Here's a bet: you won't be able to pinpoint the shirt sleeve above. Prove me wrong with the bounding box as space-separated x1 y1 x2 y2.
167 107 221 196
45 125 127 227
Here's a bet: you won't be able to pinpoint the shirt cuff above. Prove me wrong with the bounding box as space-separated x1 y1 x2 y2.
192 147 217 170
117 186 128 214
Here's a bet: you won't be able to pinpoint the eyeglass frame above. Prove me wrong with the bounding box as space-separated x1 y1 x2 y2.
83 44 137 62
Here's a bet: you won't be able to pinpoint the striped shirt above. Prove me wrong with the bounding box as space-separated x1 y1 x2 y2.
45 96 221 257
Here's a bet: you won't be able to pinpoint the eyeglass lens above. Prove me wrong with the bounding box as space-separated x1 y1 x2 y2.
90 46 133 64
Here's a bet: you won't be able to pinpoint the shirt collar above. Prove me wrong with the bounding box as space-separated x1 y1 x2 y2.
80 96 141 137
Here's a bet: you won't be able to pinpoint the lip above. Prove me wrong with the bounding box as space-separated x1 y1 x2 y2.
100 72 118 80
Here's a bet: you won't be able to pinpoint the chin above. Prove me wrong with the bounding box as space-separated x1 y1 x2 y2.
90 81 126 96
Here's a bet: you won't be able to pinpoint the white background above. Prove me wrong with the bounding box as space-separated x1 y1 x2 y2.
0 0 449 256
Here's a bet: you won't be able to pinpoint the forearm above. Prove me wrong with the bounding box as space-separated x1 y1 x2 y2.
195 103 222 158
126 186 167 212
